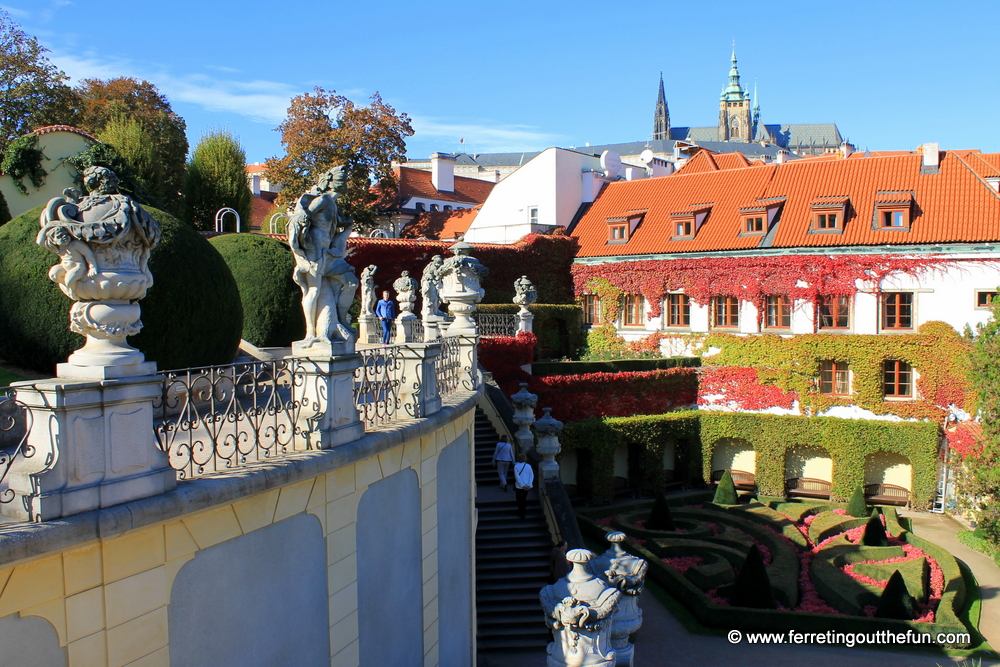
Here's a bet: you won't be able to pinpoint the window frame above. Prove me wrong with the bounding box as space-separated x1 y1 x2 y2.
673 217 694 239
528 206 539 225
883 359 914 399
975 290 999 310
817 295 851 330
818 360 852 396
622 294 645 327
607 223 629 244
740 213 766 236
582 294 602 325
764 295 792 330
874 203 912 231
712 296 740 329
665 293 691 328
808 200 847 234
881 292 914 331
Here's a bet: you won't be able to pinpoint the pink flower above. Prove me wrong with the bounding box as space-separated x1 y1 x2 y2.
661 556 704 573
832 509 848 516
596 517 613 527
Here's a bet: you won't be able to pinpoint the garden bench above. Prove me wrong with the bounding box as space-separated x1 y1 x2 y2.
711 469 756 491
785 477 832 499
863 483 910 506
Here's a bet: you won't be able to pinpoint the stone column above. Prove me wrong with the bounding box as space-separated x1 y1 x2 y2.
534 407 563 480
290 354 365 450
540 549 621 667
591 532 649 667
396 343 442 418
510 382 537 455
7 375 176 521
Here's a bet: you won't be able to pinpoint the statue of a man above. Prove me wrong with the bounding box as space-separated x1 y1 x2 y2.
360 265 377 317
287 166 359 347
421 255 445 319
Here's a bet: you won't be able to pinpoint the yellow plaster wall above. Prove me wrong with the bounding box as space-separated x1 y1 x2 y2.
0 131 93 219
0 410 476 667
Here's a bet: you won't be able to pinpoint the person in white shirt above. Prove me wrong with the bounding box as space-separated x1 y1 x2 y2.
513 453 534 518
491 440 514 491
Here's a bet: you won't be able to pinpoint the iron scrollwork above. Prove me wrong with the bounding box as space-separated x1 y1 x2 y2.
0 389 35 516
353 347 406 428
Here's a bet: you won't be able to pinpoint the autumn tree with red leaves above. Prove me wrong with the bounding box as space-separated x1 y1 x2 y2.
265 87 413 233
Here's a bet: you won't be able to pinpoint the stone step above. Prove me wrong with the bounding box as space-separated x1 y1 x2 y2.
476 576 549 592
476 622 551 638
477 566 549 583
476 636 550 652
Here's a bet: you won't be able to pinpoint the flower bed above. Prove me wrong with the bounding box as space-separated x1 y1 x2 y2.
576 499 975 646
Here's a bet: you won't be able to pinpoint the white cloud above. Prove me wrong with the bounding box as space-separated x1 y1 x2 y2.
410 116 562 153
49 52 294 123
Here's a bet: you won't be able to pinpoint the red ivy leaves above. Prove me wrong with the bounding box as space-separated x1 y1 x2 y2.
946 422 983 459
697 366 797 411
572 255 974 319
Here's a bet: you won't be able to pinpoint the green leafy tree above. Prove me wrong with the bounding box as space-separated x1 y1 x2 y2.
846 486 868 518
874 571 916 620
646 493 676 530
97 114 163 204
729 544 776 609
184 130 252 232
861 510 888 547
74 77 187 213
0 11 78 151
265 87 413 233
713 470 738 505
958 293 1000 548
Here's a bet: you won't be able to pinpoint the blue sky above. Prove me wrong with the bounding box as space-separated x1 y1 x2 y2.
10 0 1000 164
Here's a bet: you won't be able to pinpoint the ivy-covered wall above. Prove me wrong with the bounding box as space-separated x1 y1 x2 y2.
560 412 939 507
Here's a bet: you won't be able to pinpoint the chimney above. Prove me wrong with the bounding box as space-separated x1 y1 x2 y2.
921 143 940 174
841 142 853 159
776 150 788 164
430 152 456 192
251 173 261 196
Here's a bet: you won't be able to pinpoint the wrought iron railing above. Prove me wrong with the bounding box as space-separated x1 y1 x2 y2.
366 319 427 344
0 389 34 513
153 359 315 480
474 313 518 337
435 336 468 396
353 346 409 427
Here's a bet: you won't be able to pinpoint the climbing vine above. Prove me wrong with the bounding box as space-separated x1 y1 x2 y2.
699 321 973 420
1 134 47 196
573 255 984 321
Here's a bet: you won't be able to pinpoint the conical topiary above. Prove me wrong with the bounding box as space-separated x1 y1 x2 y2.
846 486 868 518
861 510 888 547
729 544 777 609
874 570 916 620
714 470 738 505
646 493 676 531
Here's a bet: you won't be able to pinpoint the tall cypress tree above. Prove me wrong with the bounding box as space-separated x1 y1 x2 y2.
184 130 252 232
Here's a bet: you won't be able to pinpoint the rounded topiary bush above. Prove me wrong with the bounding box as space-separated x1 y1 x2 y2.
209 233 304 347
0 205 243 373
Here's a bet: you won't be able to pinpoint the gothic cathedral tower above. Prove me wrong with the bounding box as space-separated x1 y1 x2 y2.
718 50 752 142
653 73 670 141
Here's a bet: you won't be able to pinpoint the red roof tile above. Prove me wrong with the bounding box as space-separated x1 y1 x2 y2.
395 167 495 206
574 151 1000 257
400 208 478 240
31 125 97 141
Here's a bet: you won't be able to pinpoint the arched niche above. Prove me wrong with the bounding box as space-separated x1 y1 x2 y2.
784 445 833 482
864 451 913 491
711 438 755 475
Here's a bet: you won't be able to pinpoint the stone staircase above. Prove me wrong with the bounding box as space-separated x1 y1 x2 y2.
474 406 553 653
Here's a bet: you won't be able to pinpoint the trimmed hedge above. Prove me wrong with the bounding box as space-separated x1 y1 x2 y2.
533 356 700 376
0 206 243 373
209 234 304 347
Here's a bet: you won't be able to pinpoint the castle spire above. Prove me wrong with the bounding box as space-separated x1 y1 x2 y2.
653 72 670 141
721 48 747 101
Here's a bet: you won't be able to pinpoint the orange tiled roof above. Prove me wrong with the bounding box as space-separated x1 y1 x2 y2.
31 125 98 141
250 195 279 229
573 151 1000 257
245 163 268 174
400 208 478 240
674 151 720 175
395 166 495 206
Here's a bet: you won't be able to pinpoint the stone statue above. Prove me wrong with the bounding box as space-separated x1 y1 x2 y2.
360 265 378 317
590 532 649 666
287 166 359 355
37 167 161 374
393 271 418 314
513 275 537 308
439 240 489 336
540 549 621 667
420 255 445 320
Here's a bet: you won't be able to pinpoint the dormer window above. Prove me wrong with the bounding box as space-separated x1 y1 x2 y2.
873 192 913 230
810 196 848 233
606 214 644 245
670 206 710 240
674 217 694 238
744 214 764 234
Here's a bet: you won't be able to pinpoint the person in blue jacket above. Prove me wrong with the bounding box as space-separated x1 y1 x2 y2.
375 291 396 345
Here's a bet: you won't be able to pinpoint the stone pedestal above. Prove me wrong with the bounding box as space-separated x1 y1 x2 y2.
591 532 649 667
535 407 564 480
397 343 442 418
358 314 377 345
518 307 535 335
395 312 418 344
290 355 365 450
7 375 176 522
540 549 621 667
422 315 444 343
511 382 537 455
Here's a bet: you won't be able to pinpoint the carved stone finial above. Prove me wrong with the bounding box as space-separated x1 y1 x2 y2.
590 531 649 665
513 275 537 308
38 166 160 376
287 166 359 357
439 240 488 336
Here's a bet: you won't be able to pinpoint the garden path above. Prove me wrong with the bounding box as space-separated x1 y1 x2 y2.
901 510 1000 653
480 585 995 666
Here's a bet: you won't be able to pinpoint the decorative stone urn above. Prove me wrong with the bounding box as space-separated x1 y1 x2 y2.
439 239 488 336
513 275 537 334
540 548 621 667
37 166 160 378
534 407 564 480
590 532 649 667
393 270 419 342
511 382 538 455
